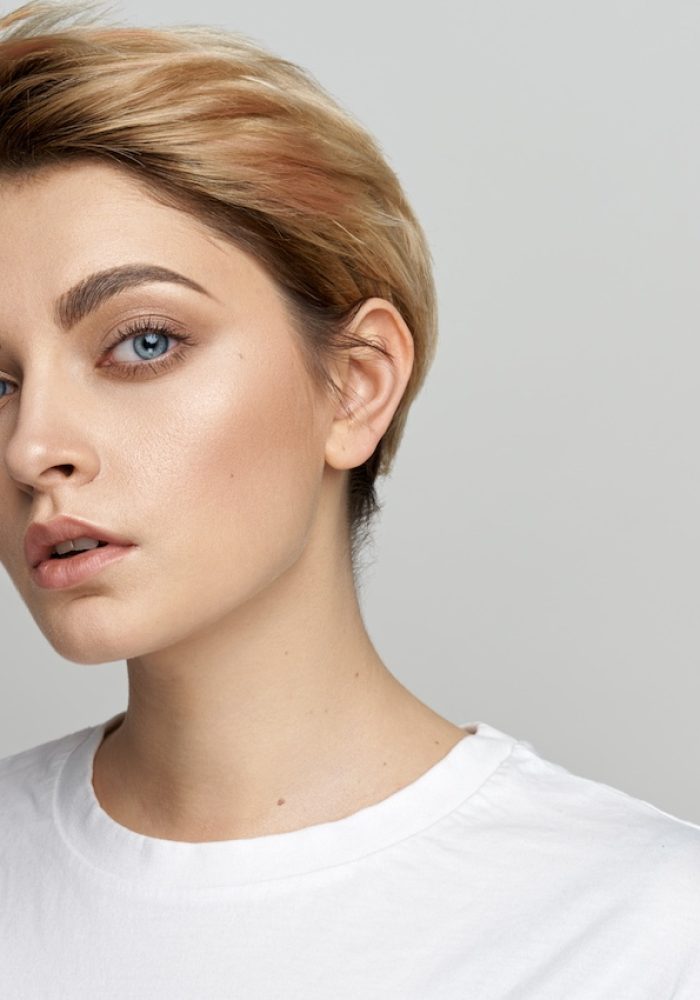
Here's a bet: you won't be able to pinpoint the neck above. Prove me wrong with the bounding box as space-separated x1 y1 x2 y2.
91 509 468 842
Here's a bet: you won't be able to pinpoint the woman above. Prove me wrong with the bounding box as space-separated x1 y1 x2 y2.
0 1 698 997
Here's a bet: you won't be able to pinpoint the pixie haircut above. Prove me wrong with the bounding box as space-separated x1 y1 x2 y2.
0 0 438 578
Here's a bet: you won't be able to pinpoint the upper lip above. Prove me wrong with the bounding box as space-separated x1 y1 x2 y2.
24 515 136 569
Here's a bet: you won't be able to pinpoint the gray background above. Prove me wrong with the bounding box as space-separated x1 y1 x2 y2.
1 0 698 825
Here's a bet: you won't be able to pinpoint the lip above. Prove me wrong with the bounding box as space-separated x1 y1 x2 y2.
30 541 136 590
24 515 136 571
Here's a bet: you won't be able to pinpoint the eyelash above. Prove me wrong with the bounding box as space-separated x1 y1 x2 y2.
100 316 196 379
0 315 196 400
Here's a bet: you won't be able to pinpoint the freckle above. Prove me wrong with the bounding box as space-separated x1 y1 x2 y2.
277 798 285 806
354 672 359 678
434 740 441 745
382 761 387 767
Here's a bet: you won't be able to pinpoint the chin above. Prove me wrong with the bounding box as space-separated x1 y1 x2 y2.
29 600 151 666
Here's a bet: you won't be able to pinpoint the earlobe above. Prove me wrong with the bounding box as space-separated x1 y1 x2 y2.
324 297 414 471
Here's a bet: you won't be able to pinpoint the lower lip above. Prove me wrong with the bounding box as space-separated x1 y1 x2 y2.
31 544 137 590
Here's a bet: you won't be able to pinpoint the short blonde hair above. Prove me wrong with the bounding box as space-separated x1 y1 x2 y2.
0 0 438 571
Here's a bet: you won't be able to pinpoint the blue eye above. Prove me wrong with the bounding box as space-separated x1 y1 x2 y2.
0 318 197 405
102 318 196 378
110 328 172 363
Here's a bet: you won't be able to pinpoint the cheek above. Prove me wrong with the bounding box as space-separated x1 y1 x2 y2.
0 335 327 665
131 339 323 596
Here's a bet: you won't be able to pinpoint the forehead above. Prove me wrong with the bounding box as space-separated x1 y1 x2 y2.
0 160 286 329
0 160 220 265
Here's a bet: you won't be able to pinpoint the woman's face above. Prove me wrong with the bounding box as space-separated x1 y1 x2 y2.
0 160 341 663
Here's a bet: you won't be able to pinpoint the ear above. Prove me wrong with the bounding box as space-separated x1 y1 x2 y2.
324 297 415 471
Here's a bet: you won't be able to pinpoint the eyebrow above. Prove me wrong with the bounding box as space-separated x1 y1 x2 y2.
53 263 218 330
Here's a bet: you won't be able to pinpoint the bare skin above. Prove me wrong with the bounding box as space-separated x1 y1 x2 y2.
0 160 470 843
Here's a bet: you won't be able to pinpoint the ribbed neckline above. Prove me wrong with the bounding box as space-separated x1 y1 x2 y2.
53 711 518 890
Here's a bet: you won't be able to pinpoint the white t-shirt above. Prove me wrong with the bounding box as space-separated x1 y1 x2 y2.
1 712 698 999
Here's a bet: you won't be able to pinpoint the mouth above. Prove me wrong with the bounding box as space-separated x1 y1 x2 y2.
30 539 138 590
25 516 136 571
48 540 109 560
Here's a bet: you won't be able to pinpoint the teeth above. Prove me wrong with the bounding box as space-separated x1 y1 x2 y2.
52 537 102 556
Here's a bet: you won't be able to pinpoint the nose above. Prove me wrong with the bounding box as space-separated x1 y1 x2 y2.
2 363 100 496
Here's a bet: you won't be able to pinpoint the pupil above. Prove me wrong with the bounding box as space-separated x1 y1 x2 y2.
137 332 166 358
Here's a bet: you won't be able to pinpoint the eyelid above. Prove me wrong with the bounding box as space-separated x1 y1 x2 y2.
0 315 197 391
98 307 191 346
0 306 189 361
98 317 197 379
101 313 186 353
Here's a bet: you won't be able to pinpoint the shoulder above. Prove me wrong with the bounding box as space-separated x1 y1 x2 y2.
508 733 700 828
0 724 93 828
500 734 700 945
0 724 91 778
